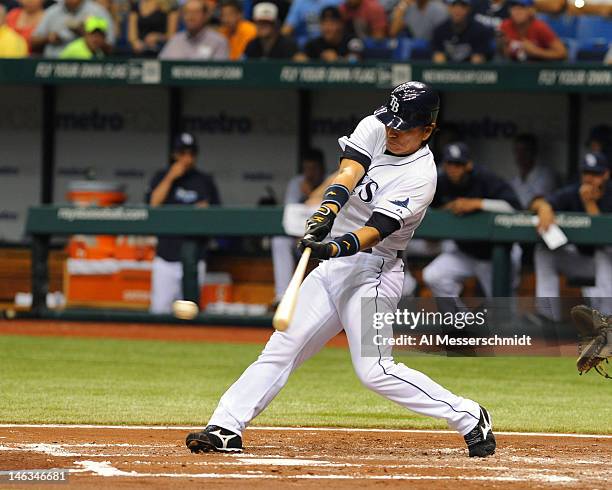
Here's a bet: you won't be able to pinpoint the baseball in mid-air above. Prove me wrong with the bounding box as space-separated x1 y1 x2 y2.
172 300 199 320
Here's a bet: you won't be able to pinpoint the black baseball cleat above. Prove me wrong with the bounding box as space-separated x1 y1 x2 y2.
464 406 496 457
186 425 243 453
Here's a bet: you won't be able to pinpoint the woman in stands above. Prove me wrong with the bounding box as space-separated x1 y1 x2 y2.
128 0 179 56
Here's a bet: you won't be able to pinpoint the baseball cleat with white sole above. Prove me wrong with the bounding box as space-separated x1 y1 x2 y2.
464 406 496 457
186 425 243 453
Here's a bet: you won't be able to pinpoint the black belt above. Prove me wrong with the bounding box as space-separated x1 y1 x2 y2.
362 248 403 259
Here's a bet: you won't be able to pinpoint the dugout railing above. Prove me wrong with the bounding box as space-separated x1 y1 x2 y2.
24 205 612 325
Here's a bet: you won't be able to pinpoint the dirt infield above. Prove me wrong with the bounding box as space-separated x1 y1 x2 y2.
1 426 611 488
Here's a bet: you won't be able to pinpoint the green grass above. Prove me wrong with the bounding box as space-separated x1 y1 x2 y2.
0 334 610 434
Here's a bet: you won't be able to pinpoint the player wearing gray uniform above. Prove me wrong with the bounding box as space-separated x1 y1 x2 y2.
186 82 496 458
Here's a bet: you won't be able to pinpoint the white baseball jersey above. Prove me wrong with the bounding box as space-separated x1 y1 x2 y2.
334 115 437 258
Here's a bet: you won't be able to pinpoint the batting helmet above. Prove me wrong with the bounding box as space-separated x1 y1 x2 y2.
374 82 440 131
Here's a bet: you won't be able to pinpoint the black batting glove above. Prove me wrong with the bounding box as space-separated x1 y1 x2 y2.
298 236 335 260
305 205 336 242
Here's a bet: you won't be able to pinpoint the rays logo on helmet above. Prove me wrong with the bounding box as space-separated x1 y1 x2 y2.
449 145 461 159
390 95 400 113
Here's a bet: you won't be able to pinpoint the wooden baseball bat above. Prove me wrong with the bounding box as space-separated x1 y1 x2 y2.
273 247 311 331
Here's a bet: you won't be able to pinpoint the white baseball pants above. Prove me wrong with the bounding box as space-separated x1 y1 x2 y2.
149 256 206 314
422 246 521 298
208 252 480 436
534 244 612 317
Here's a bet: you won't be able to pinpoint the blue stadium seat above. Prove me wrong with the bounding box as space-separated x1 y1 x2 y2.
362 38 398 60
575 15 612 61
561 37 578 63
405 39 432 61
538 14 578 39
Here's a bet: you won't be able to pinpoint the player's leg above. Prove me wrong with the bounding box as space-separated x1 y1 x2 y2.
422 250 477 297
271 236 296 301
338 255 492 456
341 256 481 434
205 264 342 437
149 257 182 314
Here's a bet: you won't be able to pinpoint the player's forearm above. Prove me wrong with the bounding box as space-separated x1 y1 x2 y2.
584 202 600 216
329 226 380 257
529 197 551 213
321 160 365 213
149 177 174 207
334 159 365 192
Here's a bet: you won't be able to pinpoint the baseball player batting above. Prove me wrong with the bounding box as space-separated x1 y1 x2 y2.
186 82 496 458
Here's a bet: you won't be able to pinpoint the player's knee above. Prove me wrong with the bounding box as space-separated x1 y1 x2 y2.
354 363 384 392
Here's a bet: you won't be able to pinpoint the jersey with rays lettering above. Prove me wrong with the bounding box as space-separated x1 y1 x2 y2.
332 115 437 259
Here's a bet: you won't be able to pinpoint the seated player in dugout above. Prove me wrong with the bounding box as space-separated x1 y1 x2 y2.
146 132 221 314
185 82 497 459
422 142 521 298
530 151 612 320
271 149 326 305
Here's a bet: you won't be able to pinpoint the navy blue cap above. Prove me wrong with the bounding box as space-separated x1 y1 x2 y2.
443 142 471 164
173 132 198 153
445 0 472 5
580 151 609 174
507 0 534 7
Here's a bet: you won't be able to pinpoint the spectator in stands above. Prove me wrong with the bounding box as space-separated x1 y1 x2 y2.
128 0 179 56
531 151 612 319
219 0 256 60
282 0 341 43
472 0 564 29
295 6 362 61
509 133 556 209
146 132 221 314
390 0 448 41
31 0 115 57
159 0 229 59
272 149 326 304
339 0 387 39
422 142 521 298
471 0 508 29
5 0 45 51
60 14 108 57
500 0 566 61
245 2 297 59
253 0 291 23
0 1 28 57
432 0 494 63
